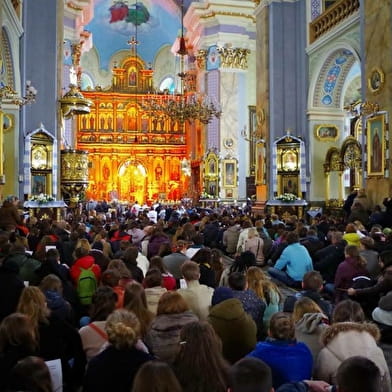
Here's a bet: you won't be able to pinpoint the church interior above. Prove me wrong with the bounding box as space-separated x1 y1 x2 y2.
0 0 390 214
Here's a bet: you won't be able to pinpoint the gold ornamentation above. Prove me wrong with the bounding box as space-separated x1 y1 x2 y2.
200 11 255 23
217 47 251 69
314 124 339 141
196 50 207 70
368 67 385 95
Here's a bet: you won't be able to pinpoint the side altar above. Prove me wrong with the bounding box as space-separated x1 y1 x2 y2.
266 199 308 220
24 200 68 221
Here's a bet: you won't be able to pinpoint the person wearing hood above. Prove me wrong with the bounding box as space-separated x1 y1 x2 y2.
314 300 391 392
70 246 101 285
208 286 257 364
292 297 329 372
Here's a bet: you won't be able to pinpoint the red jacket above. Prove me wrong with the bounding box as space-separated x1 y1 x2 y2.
70 255 101 284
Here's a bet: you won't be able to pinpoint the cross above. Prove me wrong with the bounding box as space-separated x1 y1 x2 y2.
127 35 139 54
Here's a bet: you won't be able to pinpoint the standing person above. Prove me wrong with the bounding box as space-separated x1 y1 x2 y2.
83 309 154 392
268 232 313 288
0 195 22 232
173 321 229 392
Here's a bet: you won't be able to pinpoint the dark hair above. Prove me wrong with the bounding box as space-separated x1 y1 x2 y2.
143 268 162 288
337 356 381 392
228 357 272 392
132 361 182 392
230 251 257 274
379 250 392 269
9 356 52 392
174 321 229 392
228 272 246 291
286 231 299 245
191 247 212 264
332 299 365 323
101 269 121 288
302 270 323 291
90 286 117 321
123 246 139 265
269 312 295 340
149 255 168 274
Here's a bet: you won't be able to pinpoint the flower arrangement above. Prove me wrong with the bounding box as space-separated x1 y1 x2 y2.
200 191 215 199
275 193 299 202
29 193 55 204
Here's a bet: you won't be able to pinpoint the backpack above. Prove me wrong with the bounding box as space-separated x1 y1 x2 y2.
77 266 97 305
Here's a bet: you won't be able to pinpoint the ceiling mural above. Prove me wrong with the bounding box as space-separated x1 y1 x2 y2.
87 0 185 70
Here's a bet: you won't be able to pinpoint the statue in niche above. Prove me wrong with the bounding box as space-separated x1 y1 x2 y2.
103 164 110 181
116 116 123 131
107 116 113 130
155 165 162 181
141 118 148 132
100 117 105 130
82 116 87 129
129 69 137 86
89 116 95 129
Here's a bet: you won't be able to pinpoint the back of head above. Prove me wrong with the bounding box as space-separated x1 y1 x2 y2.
191 247 212 264
228 357 272 392
286 231 299 245
302 270 323 292
105 309 140 350
9 356 52 392
337 356 381 392
132 361 182 392
101 269 121 288
90 286 117 321
157 291 189 315
292 297 323 323
332 299 365 323
181 260 200 281
228 272 246 291
268 312 295 340
143 268 162 288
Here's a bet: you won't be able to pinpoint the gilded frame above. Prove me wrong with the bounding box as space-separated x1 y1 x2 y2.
223 159 236 188
367 114 386 176
314 124 339 141
368 67 385 95
205 151 219 178
2 113 13 133
31 174 47 195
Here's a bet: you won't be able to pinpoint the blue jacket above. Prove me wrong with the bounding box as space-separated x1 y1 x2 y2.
248 338 313 388
275 243 313 281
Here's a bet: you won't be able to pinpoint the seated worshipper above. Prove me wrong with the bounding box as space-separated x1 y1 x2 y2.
208 287 257 364
334 245 369 303
79 286 117 361
17 286 86 391
173 321 229 392
162 240 188 281
314 300 391 392
177 261 214 321
283 270 333 318
359 236 380 280
144 291 198 364
191 247 216 288
348 250 392 319
7 355 53 392
122 246 144 283
268 232 313 288
228 271 266 334
0 313 38 391
244 227 265 266
101 269 125 308
246 266 281 331
143 268 167 314
219 250 257 287
292 297 329 368
83 309 154 392
227 357 273 392
313 231 346 286
247 312 312 389
342 223 361 247
148 255 176 290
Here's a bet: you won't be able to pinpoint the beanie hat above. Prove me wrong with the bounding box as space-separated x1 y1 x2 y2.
92 241 104 251
211 287 234 306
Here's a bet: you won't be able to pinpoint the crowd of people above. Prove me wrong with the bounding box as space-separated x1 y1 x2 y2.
0 191 391 391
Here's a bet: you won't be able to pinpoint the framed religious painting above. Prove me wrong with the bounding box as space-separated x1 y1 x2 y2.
31 174 47 195
314 124 339 141
367 114 386 176
368 67 385 95
223 159 237 187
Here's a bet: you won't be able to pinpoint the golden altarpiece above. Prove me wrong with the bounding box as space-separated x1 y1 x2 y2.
76 55 190 203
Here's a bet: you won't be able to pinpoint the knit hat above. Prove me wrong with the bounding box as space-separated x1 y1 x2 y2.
92 241 103 251
211 287 234 306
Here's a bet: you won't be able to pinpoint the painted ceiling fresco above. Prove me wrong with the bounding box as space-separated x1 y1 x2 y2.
87 0 190 70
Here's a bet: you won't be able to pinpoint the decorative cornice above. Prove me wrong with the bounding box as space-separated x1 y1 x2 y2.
200 11 256 23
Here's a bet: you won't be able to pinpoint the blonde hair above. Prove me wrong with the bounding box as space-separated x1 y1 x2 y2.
76 238 91 252
17 286 50 330
292 297 323 323
105 309 140 350
246 266 281 303
248 227 259 239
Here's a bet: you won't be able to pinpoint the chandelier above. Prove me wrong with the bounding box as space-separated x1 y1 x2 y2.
141 1 221 125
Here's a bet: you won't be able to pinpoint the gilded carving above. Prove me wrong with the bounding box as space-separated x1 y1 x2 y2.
196 50 207 70
217 47 251 69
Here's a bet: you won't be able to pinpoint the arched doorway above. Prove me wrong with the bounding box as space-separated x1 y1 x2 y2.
118 160 147 203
